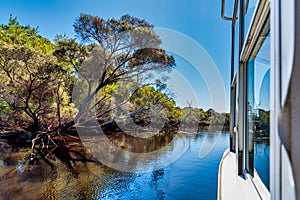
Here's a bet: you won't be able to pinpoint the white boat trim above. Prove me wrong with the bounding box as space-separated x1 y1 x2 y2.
218 149 270 200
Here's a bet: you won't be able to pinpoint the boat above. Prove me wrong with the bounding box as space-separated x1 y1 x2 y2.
218 0 300 199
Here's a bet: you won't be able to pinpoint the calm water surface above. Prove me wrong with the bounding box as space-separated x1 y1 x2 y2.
96 131 229 200
0 131 271 199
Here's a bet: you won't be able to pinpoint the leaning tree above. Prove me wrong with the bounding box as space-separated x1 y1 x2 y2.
69 14 176 126
22 14 174 168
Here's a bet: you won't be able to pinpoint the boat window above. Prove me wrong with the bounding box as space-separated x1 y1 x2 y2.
244 0 259 39
230 81 237 152
233 6 239 76
247 31 270 189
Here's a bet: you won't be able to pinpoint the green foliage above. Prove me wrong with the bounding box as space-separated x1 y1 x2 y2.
0 16 54 53
0 17 76 129
74 14 153 43
0 14 177 131
71 13 176 124
0 99 10 117
0 14 229 135
54 34 90 72
182 107 230 127
130 86 181 121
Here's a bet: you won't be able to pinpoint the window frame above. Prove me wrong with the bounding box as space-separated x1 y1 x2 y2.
233 0 271 197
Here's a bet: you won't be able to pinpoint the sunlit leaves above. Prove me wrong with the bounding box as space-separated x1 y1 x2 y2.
0 16 54 53
0 18 76 128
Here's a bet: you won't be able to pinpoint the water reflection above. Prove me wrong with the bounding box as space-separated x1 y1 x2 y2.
79 131 190 173
94 131 229 200
247 31 270 188
0 131 230 200
198 131 221 158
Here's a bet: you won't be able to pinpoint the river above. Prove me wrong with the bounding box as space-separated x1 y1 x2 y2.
94 131 229 200
0 131 271 199
0 131 230 199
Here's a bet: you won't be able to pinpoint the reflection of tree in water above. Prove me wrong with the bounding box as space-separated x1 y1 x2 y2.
100 107 181 153
79 125 184 172
106 130 176 153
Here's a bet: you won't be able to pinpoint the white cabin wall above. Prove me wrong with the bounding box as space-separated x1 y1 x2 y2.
271 0 297 199
270 0 281 199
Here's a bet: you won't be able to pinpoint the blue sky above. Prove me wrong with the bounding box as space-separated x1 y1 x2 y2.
0 0 234 112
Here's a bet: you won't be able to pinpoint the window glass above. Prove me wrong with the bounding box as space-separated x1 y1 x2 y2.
244 0 259 39
247 32 270 189
233 7 239 76
230 82 237 152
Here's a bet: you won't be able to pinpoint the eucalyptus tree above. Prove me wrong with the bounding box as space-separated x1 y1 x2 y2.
71 14 175 126
0 17 75 133
0 15 176 168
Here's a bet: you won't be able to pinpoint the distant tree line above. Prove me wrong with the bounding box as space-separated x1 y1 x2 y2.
180 107 230 130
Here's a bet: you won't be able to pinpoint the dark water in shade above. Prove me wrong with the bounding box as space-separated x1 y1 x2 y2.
96 131 229 200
